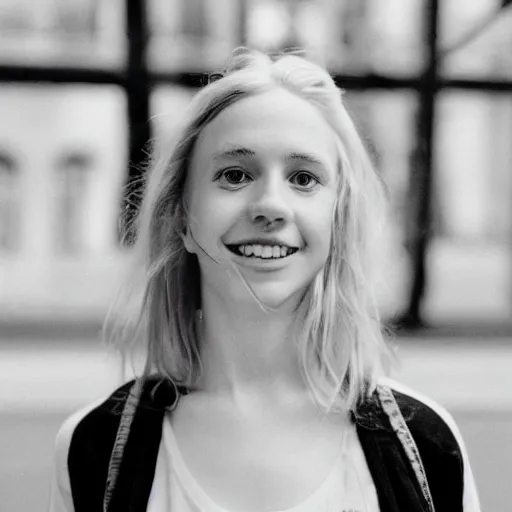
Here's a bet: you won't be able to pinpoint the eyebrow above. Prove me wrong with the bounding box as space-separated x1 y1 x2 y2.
212 146 325 166
212 147 256 160
286 152 324 165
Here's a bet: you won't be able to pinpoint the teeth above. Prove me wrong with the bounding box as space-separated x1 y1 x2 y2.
235 243 296 259
262 246 272 258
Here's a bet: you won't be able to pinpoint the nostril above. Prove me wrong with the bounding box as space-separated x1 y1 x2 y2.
254 217 283 230
254 215 284 226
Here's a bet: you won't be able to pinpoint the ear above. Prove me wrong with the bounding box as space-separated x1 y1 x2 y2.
181 225 197 254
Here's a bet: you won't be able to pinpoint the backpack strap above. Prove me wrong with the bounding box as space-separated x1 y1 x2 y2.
104 377 180 512
355 385 463 512
103 377 144 512
99 380 458 512
376 386 435 512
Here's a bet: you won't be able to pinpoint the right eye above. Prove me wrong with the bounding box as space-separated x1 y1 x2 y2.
216 169 252 187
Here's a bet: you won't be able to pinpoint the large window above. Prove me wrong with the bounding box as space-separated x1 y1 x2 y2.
55 151 92 254
0 0 511 333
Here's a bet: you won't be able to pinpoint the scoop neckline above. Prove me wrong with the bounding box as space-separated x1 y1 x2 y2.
163 415 350 512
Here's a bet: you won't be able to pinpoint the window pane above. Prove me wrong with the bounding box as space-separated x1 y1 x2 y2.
0 151 20 253
55 151 94 254
0 0 126 69
147 0 426 75
147 0 241 72
0 84 128 321
440 0 512 79
425 91 512 323
343 91 418 320
244 0 426 76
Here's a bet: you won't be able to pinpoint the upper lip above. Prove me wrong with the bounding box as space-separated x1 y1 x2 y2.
225 238 300 248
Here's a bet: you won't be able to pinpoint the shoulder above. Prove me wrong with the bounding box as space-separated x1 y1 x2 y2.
382 378 463 451
381 378 481 512
54 379 137 465
63 376 181 511
53 394 118 472
68 379 137 440
59 379 137 466
61 376 180 453
49 381 136 512
50 380 138 512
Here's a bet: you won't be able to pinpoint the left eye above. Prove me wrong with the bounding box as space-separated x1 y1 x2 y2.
290 172 319 188
217 169 252 186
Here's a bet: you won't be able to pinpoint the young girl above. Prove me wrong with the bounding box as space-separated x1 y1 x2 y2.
49 48 480 512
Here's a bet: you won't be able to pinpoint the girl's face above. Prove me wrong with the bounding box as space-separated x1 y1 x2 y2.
183 87 339 310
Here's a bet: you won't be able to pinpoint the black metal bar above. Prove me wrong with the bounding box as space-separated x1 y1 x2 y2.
0 64 125 85
3 64 512 92
151 71 212 88
400 0 440 329
437 77 512 92
123 0 151 245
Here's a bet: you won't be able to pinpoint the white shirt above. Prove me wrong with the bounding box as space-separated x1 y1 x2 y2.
48 380 481 512
146 417 379 512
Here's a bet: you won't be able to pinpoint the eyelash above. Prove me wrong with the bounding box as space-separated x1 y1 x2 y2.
215 169 320 190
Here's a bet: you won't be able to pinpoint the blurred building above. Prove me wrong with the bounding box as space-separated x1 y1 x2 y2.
0 0 126 320
1 4 511 511
0 0 510 324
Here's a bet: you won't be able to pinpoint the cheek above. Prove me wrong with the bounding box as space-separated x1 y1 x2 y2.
304 196 336 246
189 194 237 251
300 214 333 267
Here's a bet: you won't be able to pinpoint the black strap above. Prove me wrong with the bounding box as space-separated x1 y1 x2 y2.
355 387 464 512
356 408 431 512
107 378 176 512
91 379 462 512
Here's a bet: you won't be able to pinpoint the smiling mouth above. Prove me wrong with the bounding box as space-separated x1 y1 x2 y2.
226 244 299 260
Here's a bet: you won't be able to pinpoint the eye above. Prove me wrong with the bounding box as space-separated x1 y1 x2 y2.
216 168 252 187
290 171 319 189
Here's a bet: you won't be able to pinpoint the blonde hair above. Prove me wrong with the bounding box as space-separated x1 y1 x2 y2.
106 48 395 413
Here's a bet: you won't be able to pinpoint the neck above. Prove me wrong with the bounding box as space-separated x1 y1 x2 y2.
194 291 309 404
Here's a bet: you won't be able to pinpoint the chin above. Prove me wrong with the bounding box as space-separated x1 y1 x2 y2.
235 283 307 312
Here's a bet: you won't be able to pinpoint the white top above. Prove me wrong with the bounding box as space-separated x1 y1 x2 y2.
145 417 379 512
48 380 481 512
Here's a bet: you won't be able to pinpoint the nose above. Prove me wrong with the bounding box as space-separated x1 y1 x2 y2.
248 176 293 230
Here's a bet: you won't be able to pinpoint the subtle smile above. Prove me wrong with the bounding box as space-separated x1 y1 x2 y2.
226 243 299 260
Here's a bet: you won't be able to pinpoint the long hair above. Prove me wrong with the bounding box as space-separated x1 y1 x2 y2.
105 48 395 413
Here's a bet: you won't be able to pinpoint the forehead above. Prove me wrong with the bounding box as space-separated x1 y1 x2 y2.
192 88 339 169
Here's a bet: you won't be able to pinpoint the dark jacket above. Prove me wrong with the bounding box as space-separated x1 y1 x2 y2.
67 377 464 512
